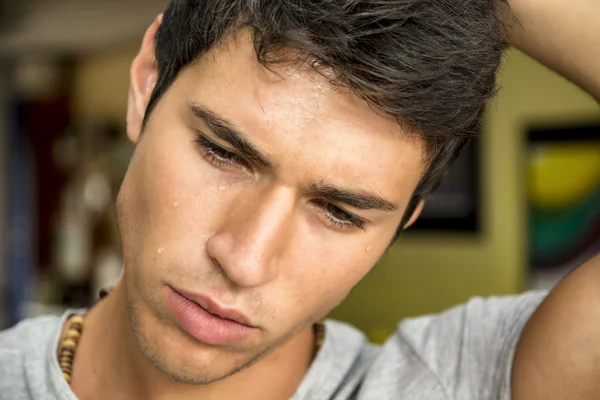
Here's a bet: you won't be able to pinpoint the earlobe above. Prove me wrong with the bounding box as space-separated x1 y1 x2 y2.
126 14 163 143
403 201 425 229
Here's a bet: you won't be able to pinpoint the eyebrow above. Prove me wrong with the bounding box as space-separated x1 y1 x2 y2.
189 102 398 213
310 182 398 212
189 102 272 168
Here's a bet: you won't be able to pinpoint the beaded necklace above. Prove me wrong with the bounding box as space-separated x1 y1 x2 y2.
57 290 325 384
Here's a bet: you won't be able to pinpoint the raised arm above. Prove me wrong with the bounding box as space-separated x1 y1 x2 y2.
505 3 600 395
511 251 600 399
504 0 600 101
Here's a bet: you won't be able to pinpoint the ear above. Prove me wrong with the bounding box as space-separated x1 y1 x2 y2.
126 14 163 143
403 200 425 229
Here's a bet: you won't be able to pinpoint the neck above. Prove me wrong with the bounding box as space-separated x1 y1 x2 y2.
70 284 315 400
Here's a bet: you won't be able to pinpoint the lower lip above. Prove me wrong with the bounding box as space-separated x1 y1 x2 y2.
166 288 256 345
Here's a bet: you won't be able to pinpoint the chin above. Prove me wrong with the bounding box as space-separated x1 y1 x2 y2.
125 295 267 385
138 327 269 385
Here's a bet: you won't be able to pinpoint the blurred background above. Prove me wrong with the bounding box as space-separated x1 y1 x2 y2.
0 0 598 342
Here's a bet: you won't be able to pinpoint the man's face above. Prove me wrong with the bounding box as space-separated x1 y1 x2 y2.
116 33 425 383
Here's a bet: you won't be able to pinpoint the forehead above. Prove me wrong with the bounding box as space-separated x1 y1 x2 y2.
171 33 425 208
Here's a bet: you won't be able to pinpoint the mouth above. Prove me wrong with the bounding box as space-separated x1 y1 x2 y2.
165 286 258 346
176 287 255 327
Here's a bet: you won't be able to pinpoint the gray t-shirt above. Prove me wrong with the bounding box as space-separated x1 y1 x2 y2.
0 291 545 400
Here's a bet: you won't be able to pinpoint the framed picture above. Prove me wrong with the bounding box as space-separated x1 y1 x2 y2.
526 121 600 289
409 136 481 233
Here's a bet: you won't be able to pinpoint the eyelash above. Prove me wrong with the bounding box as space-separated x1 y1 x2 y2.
313 199 366 230
195 135 247 170
195 135 365 231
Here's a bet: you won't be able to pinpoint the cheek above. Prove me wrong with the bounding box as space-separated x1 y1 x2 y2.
121 130 227 267
278 237 379 321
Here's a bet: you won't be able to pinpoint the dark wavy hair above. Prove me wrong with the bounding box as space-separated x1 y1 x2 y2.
145 0 509 239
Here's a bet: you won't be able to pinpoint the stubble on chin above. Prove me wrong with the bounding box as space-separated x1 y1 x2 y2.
121 284 277 385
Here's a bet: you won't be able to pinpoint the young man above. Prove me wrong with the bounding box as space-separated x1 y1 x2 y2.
1 0 598 399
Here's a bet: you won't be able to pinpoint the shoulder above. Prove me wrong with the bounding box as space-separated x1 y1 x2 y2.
360 292 546 400
0 314 64 365
0 314 63 353
396 291 546 356
0 314 65 397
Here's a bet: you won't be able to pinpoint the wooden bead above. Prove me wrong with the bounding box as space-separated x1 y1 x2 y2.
59 356 72 363
65 329 81 341
313 322 325 354
59 351 73 358
61 338 77 350
70 322 83 331
69 315 85 326
58 312 87 386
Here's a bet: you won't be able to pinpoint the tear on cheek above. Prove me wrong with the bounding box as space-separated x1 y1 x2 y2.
157 246 165 255
365 244 372 252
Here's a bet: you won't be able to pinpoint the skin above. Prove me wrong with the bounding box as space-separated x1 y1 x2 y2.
70 17 424 400
511 253 600 400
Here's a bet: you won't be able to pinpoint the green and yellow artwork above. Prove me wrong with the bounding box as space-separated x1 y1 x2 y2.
528 128 600 275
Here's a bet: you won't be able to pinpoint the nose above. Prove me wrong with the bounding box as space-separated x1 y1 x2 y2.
206 184 295 288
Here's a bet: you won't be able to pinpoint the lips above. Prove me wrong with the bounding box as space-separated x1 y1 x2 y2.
183 290 254 327
165 286 258 345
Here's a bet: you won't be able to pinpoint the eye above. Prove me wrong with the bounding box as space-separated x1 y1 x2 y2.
313 199 366 231
195 135 248 170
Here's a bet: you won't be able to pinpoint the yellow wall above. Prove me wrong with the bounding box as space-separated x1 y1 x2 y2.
72 48 599 339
